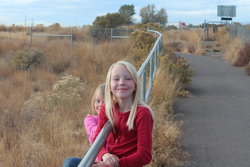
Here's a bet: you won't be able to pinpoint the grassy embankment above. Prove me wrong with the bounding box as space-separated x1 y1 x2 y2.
0 25 194 167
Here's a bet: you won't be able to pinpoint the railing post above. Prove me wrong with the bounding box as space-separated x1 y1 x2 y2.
142 69 147 102
150 56 154 85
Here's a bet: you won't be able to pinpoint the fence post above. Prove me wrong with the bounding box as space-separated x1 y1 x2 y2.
30 26 32 44
111 28 113 42
71 28 73 48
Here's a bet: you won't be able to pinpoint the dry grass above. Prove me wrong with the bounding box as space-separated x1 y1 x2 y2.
148 60 187 167
163 29 204 55
215 27 231 50
0 31 131 167
0 28 188 167
216 27 250 74
223 37 243 64
233 43 250 66
215 27 244 65
0 31 28 40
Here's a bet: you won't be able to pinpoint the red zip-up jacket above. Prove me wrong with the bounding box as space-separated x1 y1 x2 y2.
94 104 153 167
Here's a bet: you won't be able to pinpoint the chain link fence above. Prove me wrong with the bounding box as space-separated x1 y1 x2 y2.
29 26 135 44
229 24 250 43
88 27 134 42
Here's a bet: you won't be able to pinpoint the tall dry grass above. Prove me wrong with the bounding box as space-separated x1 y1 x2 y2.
0 31 28 40
148 66 187 167
0 27 189 167
215 27 250 75
163 28 204 55
0 32 130 166
215 27 241 64
223 37 243 64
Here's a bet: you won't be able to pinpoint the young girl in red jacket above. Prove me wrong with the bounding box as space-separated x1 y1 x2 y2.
93 60 154 167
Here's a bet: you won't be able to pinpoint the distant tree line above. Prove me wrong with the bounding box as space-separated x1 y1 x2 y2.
92 4 168 28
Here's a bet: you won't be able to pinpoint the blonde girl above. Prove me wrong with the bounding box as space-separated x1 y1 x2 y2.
93 60 154 167
84 83 105 144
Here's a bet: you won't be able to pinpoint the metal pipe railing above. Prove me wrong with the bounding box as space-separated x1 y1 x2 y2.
138 29 163 103
77 121 112 167
77 29 163 167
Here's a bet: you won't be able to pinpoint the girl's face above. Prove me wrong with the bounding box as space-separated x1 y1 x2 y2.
94 92 104 114
110 64 135 101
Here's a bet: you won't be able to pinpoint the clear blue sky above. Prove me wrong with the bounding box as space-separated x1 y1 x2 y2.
0 0 249 27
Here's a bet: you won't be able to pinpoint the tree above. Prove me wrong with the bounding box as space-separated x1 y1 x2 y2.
155 8 168 26
119 4 135 25
93 13 125 28
140 4 168 26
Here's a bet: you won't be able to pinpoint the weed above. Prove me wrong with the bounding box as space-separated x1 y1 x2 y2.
12 48 44 70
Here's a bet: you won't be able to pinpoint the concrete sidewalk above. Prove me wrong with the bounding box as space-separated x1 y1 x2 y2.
175 53 250 167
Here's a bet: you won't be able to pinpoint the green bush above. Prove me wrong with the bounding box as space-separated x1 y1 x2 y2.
135 22 165 31
12 48 44 70
160 48 194 96
127 28 156 69
129 28 156 50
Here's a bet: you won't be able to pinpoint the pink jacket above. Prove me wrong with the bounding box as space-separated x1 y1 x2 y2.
84 114 99 144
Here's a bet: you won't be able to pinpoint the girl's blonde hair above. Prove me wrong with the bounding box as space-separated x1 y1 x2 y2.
91 83 105 115
105 60 154 130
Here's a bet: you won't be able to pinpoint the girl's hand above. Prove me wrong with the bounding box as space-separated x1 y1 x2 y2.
92 161 110 167
102 153 119 167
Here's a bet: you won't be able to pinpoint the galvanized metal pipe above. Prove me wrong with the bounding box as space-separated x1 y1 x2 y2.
77 121 112 167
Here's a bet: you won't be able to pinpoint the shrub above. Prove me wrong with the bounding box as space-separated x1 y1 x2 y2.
148 48 189 167
233 43 250 66
12 48 44 70
22 74 87 123
160 48 194 96
129 28 156 50
135 22 165 31
126 48 148 70
127 28 156 69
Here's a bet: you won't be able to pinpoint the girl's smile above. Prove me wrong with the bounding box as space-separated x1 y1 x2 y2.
110 64 135 101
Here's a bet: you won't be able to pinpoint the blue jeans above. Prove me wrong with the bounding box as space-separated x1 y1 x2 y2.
63 157 82 167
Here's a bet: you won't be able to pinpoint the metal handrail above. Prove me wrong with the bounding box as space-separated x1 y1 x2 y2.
77 29 163 167
77 121 112 167
138 29 163 103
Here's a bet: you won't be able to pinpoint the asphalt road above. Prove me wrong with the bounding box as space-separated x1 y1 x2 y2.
175 53 250 167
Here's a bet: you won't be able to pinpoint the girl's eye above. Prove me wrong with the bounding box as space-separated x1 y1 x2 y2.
126 77 132 80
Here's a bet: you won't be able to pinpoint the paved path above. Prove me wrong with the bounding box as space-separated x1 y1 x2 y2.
175 53 250 167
